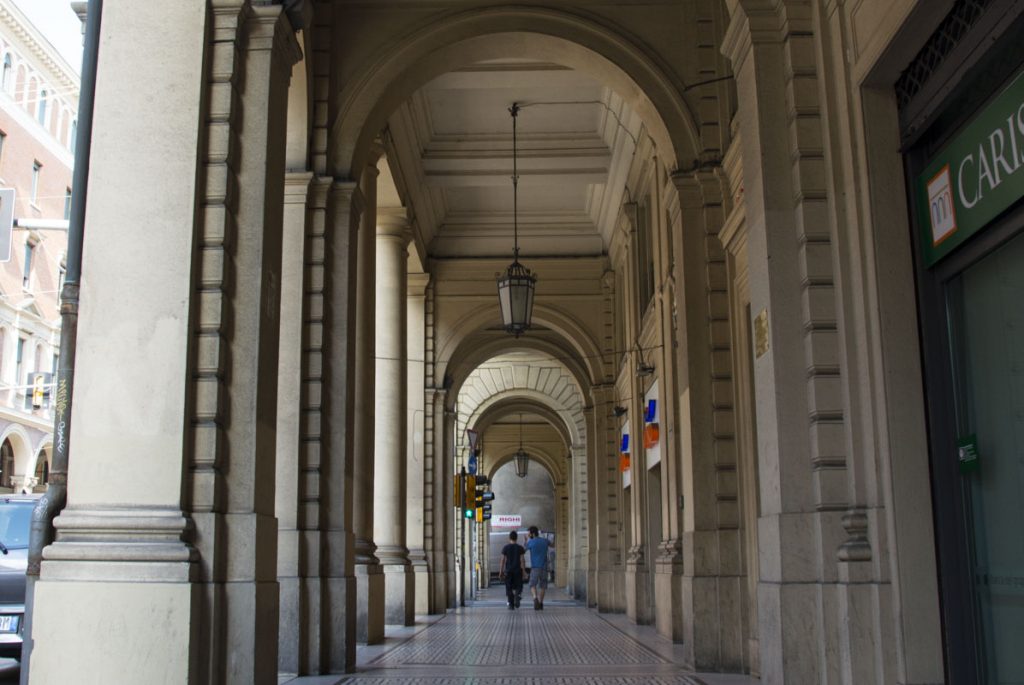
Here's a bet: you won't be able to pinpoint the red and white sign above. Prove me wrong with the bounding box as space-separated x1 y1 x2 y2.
492 514 521 528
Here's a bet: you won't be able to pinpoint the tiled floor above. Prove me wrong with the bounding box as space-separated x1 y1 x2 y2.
281 586 759 685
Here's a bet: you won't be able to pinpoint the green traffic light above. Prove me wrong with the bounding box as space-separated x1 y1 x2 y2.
463 508 474 519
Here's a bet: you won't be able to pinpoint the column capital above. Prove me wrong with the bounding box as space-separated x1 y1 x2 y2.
284 171 314 204
330 179 365 217
242 4 302 67
376 209 413 244
408 271 431 296
670 167 725 208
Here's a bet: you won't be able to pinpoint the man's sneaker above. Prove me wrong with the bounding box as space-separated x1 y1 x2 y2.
507 602 514 610
514 595 521 608
534 598 540 610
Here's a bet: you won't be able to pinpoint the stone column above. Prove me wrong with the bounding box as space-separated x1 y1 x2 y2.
373 210 415 625
27 2 211 681
427 386 453 613
277 171 313 676
721 5 855 681
217 10 301 682
671 169 738 670
322 180 364 672
353 162 384 644
407 272 430 616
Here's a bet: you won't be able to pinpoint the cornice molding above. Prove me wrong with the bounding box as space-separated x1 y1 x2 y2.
0 0 80 95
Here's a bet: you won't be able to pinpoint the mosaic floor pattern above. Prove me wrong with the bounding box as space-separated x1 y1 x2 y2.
283 587 759 685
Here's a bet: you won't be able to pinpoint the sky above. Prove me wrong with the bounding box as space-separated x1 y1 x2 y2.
11 0 83 75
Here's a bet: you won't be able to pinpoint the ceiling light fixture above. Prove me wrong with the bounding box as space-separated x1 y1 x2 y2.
496 102 536 337
514 412 529 478
635 343 655 378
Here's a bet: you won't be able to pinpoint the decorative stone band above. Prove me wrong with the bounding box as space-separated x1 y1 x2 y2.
41 507 197 582
375 544 412 566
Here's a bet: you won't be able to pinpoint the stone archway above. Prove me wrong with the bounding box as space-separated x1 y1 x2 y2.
328 6 702 179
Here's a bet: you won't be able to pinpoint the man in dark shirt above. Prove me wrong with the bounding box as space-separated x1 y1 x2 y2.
498 531 526 609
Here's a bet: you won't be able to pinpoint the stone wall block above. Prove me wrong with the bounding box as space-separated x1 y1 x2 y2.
196 332 225 375
304 350 322 379
808 420 845 461
204 206 228 242
301 380 322 408
300 469 320 501
777 512 820 582
790 115 824 153
802 284 837 325
787 74 821 115
806 374 843 416
716 465 738 494
717 528 742 575
299 409 320 439
304 321 322 349
201 247 227 287
305 263 324 291
805 328 839 370
206 163 231 204
713 408 736 436
812 462 848 511
710 349 733 377
794 158 828 197
713 437 736 466
717 495 740 528
195 377 223 420
799 241 834 285
711 378 734 407
306 291 324 320
708 290 731 320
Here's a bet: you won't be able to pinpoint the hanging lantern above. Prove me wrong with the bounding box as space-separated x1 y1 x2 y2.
514 413 529 477
496 102 536 337
497 260 535 337
514 448 530 478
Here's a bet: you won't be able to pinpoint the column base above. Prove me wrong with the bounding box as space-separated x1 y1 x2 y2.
355 563 385 644
31 578 201 683
625 562 652 625
409 549 429 616
382 563 415 626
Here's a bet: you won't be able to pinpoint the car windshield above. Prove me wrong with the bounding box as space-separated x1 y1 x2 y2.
0 500 34 549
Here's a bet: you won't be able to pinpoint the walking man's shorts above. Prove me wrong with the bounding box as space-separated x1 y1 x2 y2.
529 567 548 589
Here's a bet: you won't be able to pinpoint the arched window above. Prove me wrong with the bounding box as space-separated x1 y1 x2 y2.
1 54 11 92
33 450 49 489
0 440 13 490
26 78 36 115
37 88 47 126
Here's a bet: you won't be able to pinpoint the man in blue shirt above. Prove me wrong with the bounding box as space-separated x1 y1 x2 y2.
525 525 551 610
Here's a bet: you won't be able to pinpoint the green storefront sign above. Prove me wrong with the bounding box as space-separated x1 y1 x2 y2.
917 69 1024 266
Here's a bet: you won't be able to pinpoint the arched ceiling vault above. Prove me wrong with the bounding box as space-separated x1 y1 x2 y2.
439 302 606 403
331 7 702 179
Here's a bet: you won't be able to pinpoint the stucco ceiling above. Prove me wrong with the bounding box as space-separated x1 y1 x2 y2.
387 58 640 259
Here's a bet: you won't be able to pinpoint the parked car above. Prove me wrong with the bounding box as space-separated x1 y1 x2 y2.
0 495 38 660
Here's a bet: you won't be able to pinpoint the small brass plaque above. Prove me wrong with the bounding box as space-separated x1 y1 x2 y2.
754 308 769 359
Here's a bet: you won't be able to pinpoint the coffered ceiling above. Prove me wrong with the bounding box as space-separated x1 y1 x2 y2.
386 58 641 259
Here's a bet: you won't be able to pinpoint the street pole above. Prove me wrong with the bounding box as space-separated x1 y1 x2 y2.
459 466 466 607
21 0 102 679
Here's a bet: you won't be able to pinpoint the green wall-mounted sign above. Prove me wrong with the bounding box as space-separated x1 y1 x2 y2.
917 69 1024 266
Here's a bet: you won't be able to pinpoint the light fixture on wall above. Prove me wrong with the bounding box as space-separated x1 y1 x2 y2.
514 413 529 478
612 405 627 418
635 343 655 378
496 103 536 337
